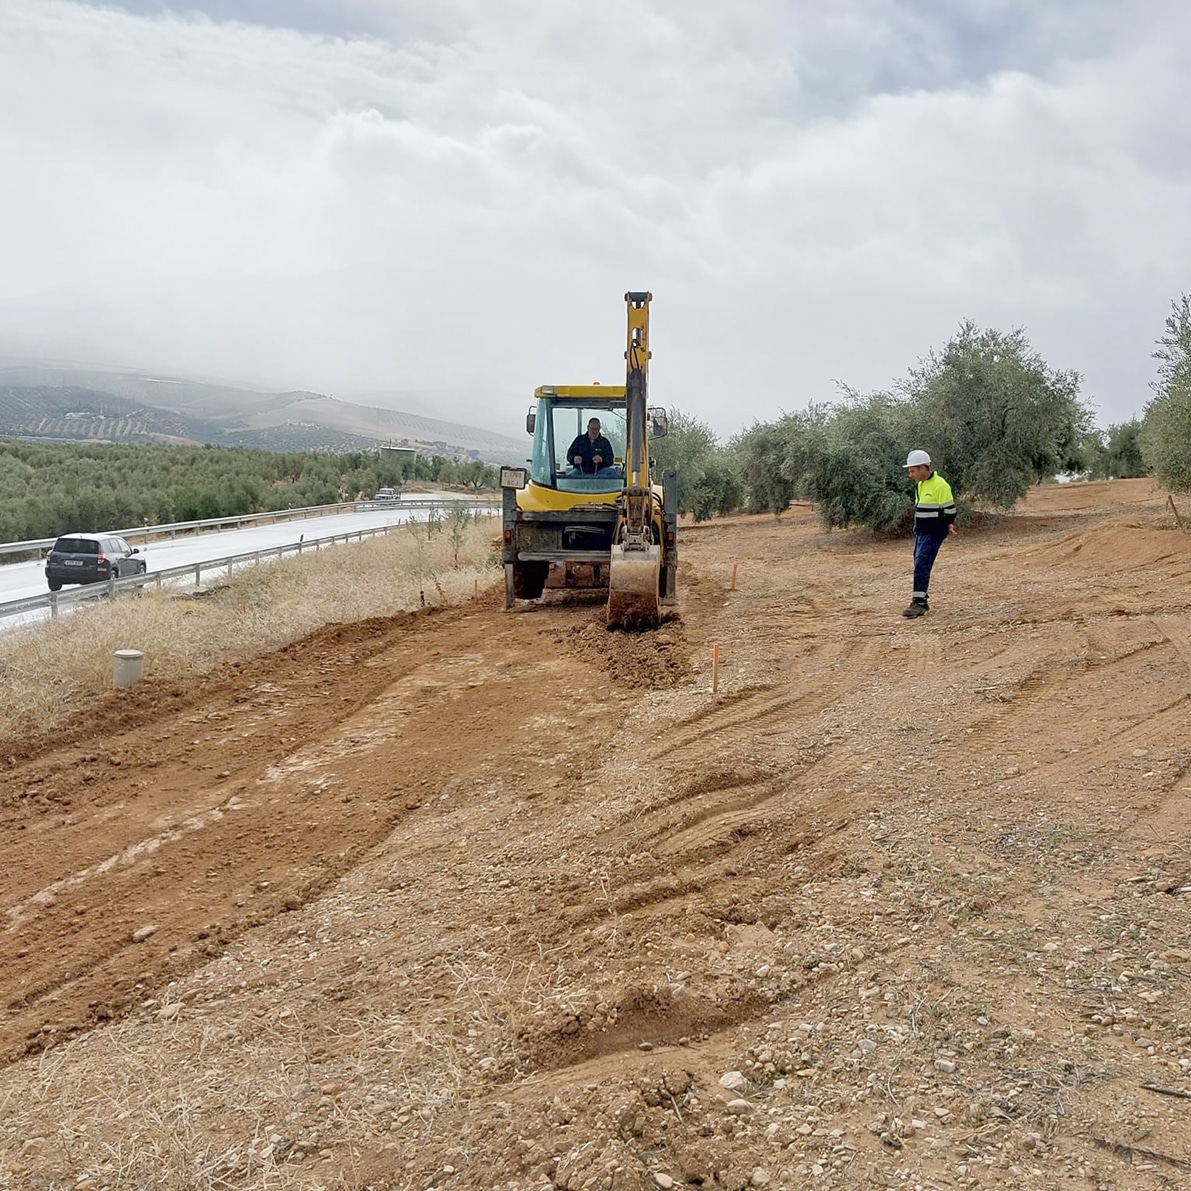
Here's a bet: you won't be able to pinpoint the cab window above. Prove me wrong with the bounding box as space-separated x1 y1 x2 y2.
532 405 627 493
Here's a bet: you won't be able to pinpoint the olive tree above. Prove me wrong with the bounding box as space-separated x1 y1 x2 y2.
734 406 831 514
649 407 742 521
799 392 913 534
902 321 1090 508
733 418 797 513
1088 420 1147 480
689 454 744 521
1141 295 1191 490
649 407 715 515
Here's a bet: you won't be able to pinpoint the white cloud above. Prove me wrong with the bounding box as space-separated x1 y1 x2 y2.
1 0 1189 435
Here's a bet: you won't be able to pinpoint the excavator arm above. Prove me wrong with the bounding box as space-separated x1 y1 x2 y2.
624 291 651 492
607 292 664 628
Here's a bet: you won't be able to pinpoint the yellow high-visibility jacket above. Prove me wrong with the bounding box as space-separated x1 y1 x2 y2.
914 472 957 536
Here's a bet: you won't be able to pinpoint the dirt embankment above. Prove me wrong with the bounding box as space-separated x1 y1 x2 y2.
3 478 1191 1191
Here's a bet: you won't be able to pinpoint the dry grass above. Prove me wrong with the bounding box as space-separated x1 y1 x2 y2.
0 920 579 1190
3 1009 359 1190
0 516 501 744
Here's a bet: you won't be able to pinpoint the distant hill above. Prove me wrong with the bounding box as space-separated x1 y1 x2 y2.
0 385 226 446
0 360 524 462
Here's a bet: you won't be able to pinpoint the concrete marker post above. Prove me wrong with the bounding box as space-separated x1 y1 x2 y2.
113 649 144 689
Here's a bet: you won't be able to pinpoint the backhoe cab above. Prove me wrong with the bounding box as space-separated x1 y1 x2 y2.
501 292 677 629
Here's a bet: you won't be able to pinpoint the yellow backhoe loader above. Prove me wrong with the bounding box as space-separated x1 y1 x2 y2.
500 292 677 628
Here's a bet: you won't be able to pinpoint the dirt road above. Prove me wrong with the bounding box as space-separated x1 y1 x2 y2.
3 479 1191 1191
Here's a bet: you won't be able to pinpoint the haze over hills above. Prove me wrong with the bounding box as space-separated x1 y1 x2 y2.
0 359 526 463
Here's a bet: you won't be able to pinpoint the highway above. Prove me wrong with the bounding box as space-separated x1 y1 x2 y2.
0 501 474 606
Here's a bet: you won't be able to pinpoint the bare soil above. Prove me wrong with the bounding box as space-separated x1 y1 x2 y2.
3 478 1191 1191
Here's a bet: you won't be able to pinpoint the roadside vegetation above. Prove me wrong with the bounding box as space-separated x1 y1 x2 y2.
0 440 497 542
0 513 499 744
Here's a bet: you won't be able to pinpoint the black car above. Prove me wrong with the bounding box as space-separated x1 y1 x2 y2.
45 533 147 591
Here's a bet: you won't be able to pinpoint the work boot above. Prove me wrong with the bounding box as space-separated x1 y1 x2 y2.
902 598 929 618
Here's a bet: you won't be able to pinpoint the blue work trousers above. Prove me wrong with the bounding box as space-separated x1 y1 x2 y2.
912 531 946 599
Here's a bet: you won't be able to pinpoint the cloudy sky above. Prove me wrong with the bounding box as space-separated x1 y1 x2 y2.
2 0 1189 436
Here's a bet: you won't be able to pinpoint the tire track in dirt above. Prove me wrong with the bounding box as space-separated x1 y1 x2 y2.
634 743 869 868
0 602 636 1062
5 787 255 930
1040 692 1191 775
647 687 801 760
557 873 723 929
899 632 942 677
1152 613 1191 673
576 610 894 928
512 983 771 1074
0 614 451 1054
936 608 1191 827
649 637 887 763
955 622 1168 755
1117 779 1191 857
649 794 788 860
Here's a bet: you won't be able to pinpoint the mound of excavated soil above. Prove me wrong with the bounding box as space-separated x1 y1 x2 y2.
4 479 1191 1191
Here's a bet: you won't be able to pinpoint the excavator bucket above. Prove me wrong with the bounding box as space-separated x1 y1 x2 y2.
607 543 661 629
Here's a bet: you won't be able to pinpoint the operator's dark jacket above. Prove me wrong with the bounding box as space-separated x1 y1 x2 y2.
567 433 615 474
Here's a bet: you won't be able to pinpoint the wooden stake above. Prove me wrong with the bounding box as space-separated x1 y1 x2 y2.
474 579 479 599
712 644 720 693
730 563 737 591
1169 494 1185 531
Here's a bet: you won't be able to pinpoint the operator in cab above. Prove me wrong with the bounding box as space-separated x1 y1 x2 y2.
567 417 616 475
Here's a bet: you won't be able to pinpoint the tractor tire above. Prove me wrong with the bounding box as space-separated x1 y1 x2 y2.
512 561 549 600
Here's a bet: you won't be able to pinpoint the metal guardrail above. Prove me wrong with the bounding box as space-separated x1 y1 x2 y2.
0 505 497 625
0 497 497 560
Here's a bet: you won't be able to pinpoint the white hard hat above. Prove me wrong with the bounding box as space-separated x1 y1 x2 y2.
903 449 931 468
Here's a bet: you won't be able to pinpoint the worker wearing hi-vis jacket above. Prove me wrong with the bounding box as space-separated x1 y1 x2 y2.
901 449 956 618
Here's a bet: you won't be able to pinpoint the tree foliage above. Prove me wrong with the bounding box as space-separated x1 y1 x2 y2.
733 408 831 514
799 394 913 534
0 439 496 542
726 322 1091 532
901 321 1090 508
649 408 742 521
688 454 744 522
1087 420 1147 480
1141 295 1191 491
